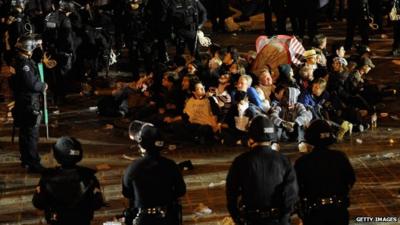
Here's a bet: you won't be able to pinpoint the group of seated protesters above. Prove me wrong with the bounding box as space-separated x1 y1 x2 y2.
95 34 390 151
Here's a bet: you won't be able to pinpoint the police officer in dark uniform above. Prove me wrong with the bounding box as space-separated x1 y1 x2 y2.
32 136 105 225
345 0 370 50
43 0 75 104
122 121 186 225
294 120 356 225
10 34 47 173
167 0 207 58
226 115 298 225
4 0 31 64
122 0 154 79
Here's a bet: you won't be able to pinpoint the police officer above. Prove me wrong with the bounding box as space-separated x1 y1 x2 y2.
294 120 356 225
122 121 186 225
122 0 154 79
4 0 31 64
43 0 75 104
167 0 207 58
226 115 298 225
32 136 104 225
11 34 47 173
345 0 370 50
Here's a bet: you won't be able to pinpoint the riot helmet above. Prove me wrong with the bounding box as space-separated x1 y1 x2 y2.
53 136 83 166
127 0 143 10
305 119 336 147
248 115 277 143
59 0 74 12
11 0 27 9
129 120 164 154
15 34 40 55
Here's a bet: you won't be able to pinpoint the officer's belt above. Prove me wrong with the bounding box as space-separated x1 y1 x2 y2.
301 195 347 209
240 206 281 219
137 207 167 217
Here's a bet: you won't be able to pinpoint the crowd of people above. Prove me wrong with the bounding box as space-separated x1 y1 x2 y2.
104 36 389 153
1 0 399 225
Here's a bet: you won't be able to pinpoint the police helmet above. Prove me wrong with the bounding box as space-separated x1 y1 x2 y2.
15 34 39 54
53 136 83 166
248 115 277 143
59 0 74 12
128 0 142 10
305 119 336 146
11 0 27 8
129 120 164 153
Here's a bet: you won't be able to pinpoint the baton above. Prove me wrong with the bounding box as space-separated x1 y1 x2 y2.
38 63 49 139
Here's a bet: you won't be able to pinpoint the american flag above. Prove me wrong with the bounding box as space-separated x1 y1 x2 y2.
288 36 305 66
256 35 305 67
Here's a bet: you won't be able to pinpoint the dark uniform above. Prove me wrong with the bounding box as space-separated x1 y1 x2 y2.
167 0 207 57
43 2 75 104
294 120 356 225
226 116 298 225
122 0 154 79
32 136 104 225
123 121 186 225
11 36 46 172
345 0 370 49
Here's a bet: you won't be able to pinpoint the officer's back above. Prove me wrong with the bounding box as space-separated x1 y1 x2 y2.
32 137 104 225
294 120 355 225
228 147 294 208
123 154 186 207
294 145 355 199
123 121 186 225
226 115 298 225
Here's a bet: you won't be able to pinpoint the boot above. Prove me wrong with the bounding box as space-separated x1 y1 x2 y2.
337 121 353 141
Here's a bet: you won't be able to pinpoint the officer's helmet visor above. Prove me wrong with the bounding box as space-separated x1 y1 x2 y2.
128 120 154 142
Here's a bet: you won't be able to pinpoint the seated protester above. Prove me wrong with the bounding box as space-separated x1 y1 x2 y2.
329 42 348 69
298 64 315 92
172 55 189 77
228 61 246 86
344 57 376 111
300 77 354 141
95 74 154 117
270 86 312 152
178 74 200 109
348 45 372 66
204 56 223 89
220 46 239 73
166 81 220 145
302 49 320 71
208 73 232 122
328 57 349 95
221 91 263 146
244 50 257 72
311 34 328 67
255 67 275 112
313 67 329 81
139 72 181 125
207 43 222 59
234 74 265 111
276 64 299 89
187 60 201 76
298 78 330 120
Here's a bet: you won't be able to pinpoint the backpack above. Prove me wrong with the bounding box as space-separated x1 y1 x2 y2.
170 0 198 28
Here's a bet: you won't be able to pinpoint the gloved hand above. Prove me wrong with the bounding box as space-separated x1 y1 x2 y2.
281 121 295 132
197 30 212 47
